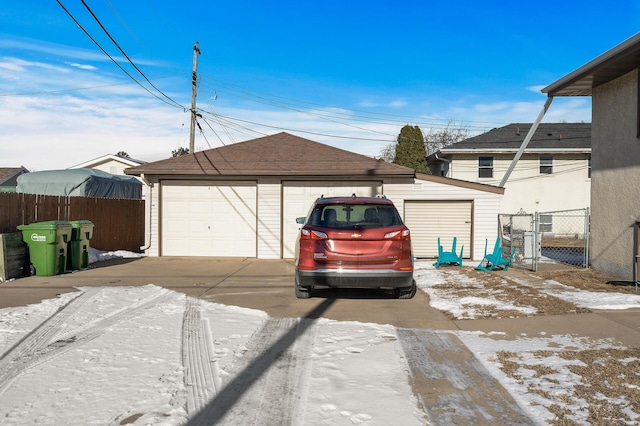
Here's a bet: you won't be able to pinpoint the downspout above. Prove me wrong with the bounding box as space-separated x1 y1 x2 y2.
499 96 554 187
139 174 153 252
434 153 451 177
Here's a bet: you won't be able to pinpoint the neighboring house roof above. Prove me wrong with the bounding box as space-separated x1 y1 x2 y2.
69 154 146 169
430 123 591 157
125 132 416 177
0 167 29 186
543 32 640 97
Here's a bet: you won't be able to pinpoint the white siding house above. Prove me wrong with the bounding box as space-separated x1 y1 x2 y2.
69 154 145 176
427 123 591 215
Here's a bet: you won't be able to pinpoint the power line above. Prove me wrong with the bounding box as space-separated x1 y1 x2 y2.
104 0 157 60
79 0 183 109
200 109 394 142
199 76 506 131
55 0 183 109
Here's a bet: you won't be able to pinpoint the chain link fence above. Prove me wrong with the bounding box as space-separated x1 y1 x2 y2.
499 208 590 272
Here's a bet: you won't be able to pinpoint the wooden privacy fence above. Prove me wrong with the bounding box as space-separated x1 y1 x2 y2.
0 193 144 252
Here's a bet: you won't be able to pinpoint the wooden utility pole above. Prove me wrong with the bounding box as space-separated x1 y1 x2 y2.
189 42 201 155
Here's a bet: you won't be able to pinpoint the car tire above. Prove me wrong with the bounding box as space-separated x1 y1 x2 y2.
396 280 416 299
295 285 311 299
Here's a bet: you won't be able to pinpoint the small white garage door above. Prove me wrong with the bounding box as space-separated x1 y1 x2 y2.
404 200 472 258
161 181 257 256
281 182 382 258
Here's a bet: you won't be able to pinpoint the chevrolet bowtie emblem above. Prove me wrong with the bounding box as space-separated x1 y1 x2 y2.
351 233 362 238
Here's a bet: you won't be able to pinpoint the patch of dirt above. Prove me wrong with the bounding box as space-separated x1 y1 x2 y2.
432 265 640 424
497 349 640 425
540 237 586 248
535 268 639 295
436 267 590 319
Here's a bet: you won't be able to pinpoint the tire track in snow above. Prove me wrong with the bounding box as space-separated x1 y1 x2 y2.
182 297 221 416
187 316 316 426
0 287 176 396
0 287 101 362
397 329 534 425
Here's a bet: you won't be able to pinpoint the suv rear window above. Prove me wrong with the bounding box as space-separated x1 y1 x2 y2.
307 203 402 229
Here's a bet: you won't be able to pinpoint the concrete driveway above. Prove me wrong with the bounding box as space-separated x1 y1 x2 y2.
0 257 543 424
0 257 455 330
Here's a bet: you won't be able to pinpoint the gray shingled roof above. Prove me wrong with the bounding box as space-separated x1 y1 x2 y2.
0 167 28 186
438 123 591 152
125 132 415 177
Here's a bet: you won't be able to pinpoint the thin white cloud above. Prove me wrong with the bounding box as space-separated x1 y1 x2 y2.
67 62 98 71
474 102 510 113
357 98 408 108
527 85 546 93
0 37 114 63
0 35 168 67
450 98 591 128
0 58 68 74
0 93 189 171
389 100 408 108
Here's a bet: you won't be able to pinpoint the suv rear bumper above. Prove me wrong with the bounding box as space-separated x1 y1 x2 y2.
296 268 413 290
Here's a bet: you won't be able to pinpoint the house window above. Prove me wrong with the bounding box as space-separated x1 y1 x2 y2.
587 155 591 179
478 156 493 178
109 166 118 174
539 214 553 233
539 155 553 174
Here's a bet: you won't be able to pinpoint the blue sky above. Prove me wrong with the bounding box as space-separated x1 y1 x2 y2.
1 1 639 171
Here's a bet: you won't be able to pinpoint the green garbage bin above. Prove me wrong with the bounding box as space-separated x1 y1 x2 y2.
17 221 72 276
68 220 94 270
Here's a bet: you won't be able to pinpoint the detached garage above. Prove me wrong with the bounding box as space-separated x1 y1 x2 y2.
404 200 472 257
126 133 503 260
161 181 257 257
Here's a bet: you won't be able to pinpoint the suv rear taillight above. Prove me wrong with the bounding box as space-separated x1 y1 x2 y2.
300 229 328 240
384 229 410 240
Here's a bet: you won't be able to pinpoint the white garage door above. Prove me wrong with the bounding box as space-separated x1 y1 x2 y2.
281 182 382 258
404 201 472 258
161 181 257 256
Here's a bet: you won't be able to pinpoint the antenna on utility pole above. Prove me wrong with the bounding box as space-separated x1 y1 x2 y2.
189 41 201 155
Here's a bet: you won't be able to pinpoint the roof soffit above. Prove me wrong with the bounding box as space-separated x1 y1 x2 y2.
543 32 640 97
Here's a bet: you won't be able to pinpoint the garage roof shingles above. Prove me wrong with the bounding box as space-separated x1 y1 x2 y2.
126 132 415 177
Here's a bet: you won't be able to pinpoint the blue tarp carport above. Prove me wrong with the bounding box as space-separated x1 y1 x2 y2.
16 169 142 199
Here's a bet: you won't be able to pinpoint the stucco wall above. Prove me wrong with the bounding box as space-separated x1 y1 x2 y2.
591 69 640 279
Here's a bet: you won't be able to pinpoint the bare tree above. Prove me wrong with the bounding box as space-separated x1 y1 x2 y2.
379 142 396 163
424 120 469 155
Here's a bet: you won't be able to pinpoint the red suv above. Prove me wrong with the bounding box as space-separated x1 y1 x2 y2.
294 195 415 299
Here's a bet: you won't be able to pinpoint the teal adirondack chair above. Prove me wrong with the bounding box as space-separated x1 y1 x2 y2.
433 237 464 268
475 238 516 272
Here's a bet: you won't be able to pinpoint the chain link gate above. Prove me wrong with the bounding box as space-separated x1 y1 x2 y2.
498 211 535 270
499 208 590 272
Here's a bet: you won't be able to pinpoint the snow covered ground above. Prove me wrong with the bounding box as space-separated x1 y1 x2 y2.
0 256 638 425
